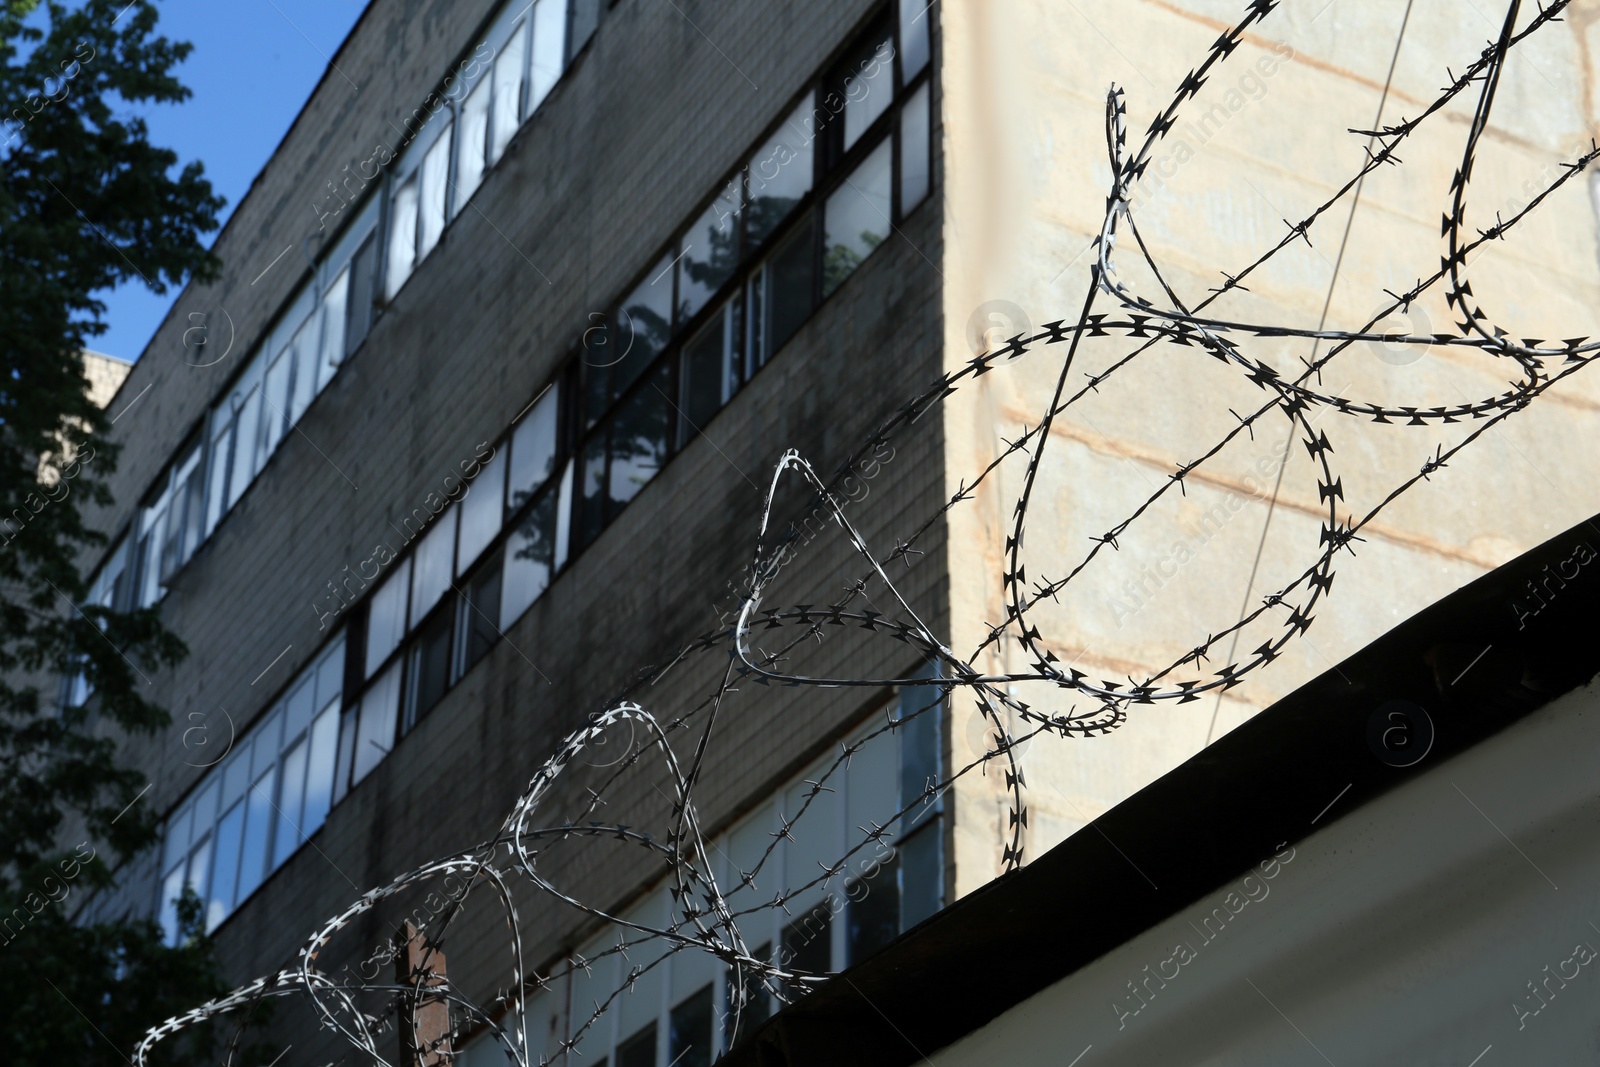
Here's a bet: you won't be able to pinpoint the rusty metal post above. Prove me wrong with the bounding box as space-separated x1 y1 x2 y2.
396 920 453 1067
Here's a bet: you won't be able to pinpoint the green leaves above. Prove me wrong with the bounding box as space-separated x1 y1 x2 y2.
0 2 228 1062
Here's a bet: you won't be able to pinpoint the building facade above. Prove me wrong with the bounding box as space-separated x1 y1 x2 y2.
73 0 1600 1064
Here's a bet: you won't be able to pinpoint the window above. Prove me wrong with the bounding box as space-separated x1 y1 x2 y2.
823 138 892 296
133 434 214 609
454 555 502 677
900 82 931 212
668 986 714 1067
615 1023 656 1067
491 22 527 159
366 556 412 677
345 232 379 355
678 188 742 322
509 385 561 505
405 607 453 728
749 211 815 370
385 176 419 299
417 119 454 260
457 447 506 573
317 270 349 391
159 639 344 943
837 25 895 152
502 486 558 628
899 0 931 81
529 0 566 110
724 943 772 1049
604 363 671 514
744 100 814 251
351 660 401 786
456 76 492 212
228 379 262 510
679 299 739 445
409 510 457 628
846 850 899 964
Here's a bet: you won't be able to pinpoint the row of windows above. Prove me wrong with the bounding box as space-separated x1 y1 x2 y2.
300 2 936 817
73 0 605 641
154 0 937 936
457 682 944 1067
158 640 344 941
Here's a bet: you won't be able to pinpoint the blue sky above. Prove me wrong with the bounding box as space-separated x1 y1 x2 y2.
88 0 368 362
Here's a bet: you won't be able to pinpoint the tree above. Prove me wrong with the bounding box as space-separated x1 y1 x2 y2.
0 1 231 1062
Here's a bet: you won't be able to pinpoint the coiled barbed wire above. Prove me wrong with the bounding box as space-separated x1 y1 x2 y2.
135 1 1600 1062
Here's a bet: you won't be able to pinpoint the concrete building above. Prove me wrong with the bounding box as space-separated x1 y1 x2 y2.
72 0 1599 1064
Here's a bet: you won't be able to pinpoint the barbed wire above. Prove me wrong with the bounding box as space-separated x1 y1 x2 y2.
135 0 1600 1062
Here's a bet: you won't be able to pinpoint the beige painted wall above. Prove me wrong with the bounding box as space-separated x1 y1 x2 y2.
937 0 1600 894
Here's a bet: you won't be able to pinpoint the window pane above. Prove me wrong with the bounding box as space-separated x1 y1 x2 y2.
221 739 253 810
204 415 233 535
160 863 186 945
181 835 211 934
759 212 815 359
678 189 741 322
318 268 349 391
458 447 505 575
345 234 377 355
746 100 815 249
208 805 243 930
500 491 555 629
456 554 502 676
405 608 453 728
491 25 527 159
843 31 895 151
236 767 277 903
284 676 316 741
136 505 166 607
229 383 262 507
529 0 565 112
724 941 772 1048
509 384 559 505
418 122 452 260
352 663 401 785
410 508 457 627
823 139 892 295
614 257 674 393
457 75 491 211
780 909 832 980
668 986 714 1067
616 1023 656 1067
366 556 412 677
262 346 291 455
385 177 419 299
900 82 930 212
272 739 308 869
554 458 572 571
897 675 942 829
846 851 899 964
899 0 930 80
288 313 320 424
302 699 340 835
607 364 671 513
898 820 942 929
679 299 739 446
